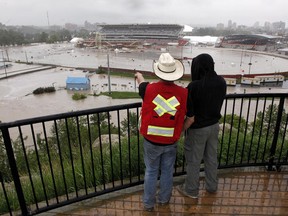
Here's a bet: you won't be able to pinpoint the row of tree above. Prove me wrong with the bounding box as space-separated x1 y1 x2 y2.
0 23 91 46
2 22 285 47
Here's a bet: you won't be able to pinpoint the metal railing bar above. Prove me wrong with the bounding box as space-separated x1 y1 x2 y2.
277 113 288 164
219 96 228 166
76 116 88 195
65 117 78 197
261 97 269 162
53 119 69 200
248 97 259 163
0 172 12 216
136 108 141 181
42 121 59 204
268 96 286 170
255 97 267 163
30 124 49 206
18 126 39 210
97 112 106 190
240 97 251 164
2 127 28 215
233 98 244 165
226 98 236 165
127 109 132 184
86 114 97 193
107 111 115 188
116 110 124 186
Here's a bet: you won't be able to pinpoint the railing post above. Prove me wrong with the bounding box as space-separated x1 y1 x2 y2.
268 96 285 171
1 127 29 215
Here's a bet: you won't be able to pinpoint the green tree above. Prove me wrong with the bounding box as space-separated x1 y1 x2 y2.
220 114 248 133
47 113 118 158
0 129 11 181
120 111 139 136
253 104 287 138
38 32 49 43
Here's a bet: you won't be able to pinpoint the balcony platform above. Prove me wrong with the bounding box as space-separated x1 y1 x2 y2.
39 167 288 215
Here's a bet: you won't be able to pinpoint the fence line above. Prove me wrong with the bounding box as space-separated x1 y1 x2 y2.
0 93 287 215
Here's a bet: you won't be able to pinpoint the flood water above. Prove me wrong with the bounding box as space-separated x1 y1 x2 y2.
1 43 288 123
4 42 288 75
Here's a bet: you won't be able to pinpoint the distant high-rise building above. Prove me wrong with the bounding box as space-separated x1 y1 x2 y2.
253 21 260 28
228 20 233 29
216 23 225 30
64 23 78 31
264 22 271 31
272 21 286 32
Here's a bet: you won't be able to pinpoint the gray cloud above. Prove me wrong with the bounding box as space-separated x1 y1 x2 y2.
0 0 286 27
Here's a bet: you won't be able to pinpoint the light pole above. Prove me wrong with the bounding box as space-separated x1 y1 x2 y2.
248 53 253 74
107 54 111 94
25 51 28 63
1 50 7 78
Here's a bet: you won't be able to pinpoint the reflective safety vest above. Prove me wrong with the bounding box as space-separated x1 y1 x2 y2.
140 82 187 144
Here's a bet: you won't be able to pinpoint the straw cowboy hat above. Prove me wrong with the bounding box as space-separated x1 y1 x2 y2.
153 53 184 81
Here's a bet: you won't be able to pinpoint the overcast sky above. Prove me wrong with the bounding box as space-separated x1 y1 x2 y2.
0 0 287 27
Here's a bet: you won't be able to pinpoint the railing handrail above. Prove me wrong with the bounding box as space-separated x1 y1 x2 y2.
0 92 287 216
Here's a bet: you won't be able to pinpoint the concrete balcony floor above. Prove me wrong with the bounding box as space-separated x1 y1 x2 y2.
40 167 288 216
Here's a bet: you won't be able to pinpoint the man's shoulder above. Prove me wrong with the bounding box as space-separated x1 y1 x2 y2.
171 83 188 92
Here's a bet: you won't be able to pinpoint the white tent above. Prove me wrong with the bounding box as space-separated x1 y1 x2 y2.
70 37 84 43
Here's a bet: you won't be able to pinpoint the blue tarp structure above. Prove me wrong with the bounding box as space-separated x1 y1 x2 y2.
66 76 90 90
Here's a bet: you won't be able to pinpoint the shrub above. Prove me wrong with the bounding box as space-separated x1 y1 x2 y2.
72 93 87 100
33 87 55 95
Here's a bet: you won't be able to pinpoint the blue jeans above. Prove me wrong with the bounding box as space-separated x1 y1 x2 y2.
184 123 219 196
143 138 177 208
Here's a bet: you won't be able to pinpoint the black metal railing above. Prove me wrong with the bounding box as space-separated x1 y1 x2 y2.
0 93 288 215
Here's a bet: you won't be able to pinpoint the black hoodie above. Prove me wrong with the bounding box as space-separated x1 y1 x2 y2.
186 53 227 129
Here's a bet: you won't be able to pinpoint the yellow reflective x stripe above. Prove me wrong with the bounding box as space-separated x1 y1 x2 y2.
153 94 180 117
147 125 174 137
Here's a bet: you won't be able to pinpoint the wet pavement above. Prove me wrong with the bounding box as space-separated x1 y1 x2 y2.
39 167 288 216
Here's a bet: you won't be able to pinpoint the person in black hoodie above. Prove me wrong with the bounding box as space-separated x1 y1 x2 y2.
177 53 227 199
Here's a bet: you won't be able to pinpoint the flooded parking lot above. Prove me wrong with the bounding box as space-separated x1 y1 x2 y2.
4 43 288 75
1 43 288 123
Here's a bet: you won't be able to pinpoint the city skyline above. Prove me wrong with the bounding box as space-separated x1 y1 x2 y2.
0 0 287 27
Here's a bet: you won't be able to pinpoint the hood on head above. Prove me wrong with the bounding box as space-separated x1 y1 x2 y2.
191 53 215 81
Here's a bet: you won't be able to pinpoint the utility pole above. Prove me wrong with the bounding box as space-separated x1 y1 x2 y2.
134 69 137 92
248 53 253 74
107 54 111 94
25 51 28 63
5 50 9 61
46 11 50 27
1 50 7 78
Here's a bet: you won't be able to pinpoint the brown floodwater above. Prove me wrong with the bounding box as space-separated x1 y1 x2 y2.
1 43 288 123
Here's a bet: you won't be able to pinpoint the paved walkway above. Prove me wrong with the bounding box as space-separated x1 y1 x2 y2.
39 167 288 216
0 64 54 80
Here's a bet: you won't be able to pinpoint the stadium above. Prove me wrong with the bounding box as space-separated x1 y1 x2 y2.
215 34 282 51
78 24 189 49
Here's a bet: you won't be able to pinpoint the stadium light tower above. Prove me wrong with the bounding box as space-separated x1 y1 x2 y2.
95 32 102 49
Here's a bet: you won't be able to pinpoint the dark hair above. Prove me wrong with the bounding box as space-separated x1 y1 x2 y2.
191 53 215 81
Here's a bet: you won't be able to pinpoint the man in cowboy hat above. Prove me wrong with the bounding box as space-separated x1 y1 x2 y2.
135 53 188 211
